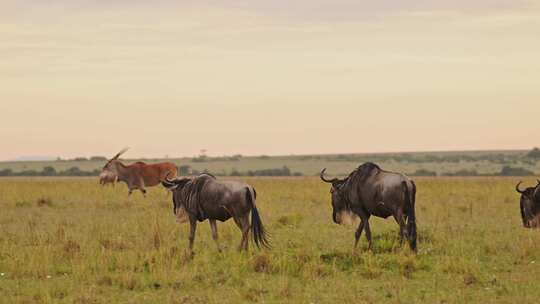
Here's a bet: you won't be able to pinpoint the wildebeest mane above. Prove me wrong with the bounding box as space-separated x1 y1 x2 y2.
339 162 382 190
172 174 216 221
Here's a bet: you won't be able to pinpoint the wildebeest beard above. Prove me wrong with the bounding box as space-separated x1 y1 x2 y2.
172 174 215 222
332 184 360 226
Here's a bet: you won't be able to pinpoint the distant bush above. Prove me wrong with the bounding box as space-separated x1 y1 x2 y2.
248 166 291 176
229 169 242 176
499 166 534 176
42 166 57 176
178 165 192 176
411 169 437 176
227 166 302 176
73 157 88 161
0 169 13 176
192 155 242 162
442 170 479 177
192 155 208 162
527 147 540 159
18 170 40 176
90 156 107 161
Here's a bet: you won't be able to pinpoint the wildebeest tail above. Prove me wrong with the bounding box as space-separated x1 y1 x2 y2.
403 180 417 252
246 187 270 249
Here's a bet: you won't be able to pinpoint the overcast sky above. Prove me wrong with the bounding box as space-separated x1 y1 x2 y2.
1 0 539 160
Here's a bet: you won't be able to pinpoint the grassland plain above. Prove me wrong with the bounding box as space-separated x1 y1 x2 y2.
1 176 540 303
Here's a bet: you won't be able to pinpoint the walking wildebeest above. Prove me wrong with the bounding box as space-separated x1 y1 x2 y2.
515 181 540 228
101 148 177 196
161 173 270 253
320 162 417 252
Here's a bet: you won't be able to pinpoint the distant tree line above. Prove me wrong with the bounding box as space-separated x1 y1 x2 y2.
192 154 243 162
301 147 540 165
0 166 101 177
0 165 302 177
55 156 108 162
229 166 302 177
410 166 536 177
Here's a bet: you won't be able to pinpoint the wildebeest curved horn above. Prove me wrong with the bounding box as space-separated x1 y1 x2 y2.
161 175 177 189
515 181 526 194
320 168 338 183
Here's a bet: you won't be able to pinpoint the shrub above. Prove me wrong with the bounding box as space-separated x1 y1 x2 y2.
499 166 534 176
0 169 13 176
527 147 540 159
42 166 57 176
178 165 192 176
442 170 479 177
411 169 437 176
90 156 107 161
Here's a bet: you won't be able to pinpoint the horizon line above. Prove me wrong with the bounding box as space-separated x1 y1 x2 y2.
1 148 534 163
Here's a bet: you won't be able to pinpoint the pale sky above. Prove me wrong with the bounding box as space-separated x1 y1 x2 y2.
1 0 539 160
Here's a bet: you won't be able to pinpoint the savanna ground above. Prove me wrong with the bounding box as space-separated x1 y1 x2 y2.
1 176 539 303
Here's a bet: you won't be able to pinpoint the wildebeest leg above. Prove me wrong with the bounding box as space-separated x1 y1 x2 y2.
209 219 222 252
354 220 364 248
234 216 250 252
188 217 197 254
241 216 250 252
364 219 373 251
393 209 408 244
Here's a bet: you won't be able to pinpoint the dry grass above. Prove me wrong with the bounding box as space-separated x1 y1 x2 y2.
0 176 540 303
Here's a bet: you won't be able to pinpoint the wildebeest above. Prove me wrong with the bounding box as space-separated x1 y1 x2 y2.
161 173 270 253
320 162 417 252
515 181 540 228
101 148 177 196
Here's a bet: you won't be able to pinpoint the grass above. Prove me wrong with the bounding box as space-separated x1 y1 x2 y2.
1 176 540 303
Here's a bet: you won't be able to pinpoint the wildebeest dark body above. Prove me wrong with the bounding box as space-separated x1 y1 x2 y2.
162 174 269 253
515 181 540 228
320 162 417 252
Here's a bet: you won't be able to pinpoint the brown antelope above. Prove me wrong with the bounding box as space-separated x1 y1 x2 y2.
101 148 177 196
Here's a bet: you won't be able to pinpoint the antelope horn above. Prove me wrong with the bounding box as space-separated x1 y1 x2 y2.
112 147 129 160
320 168 338 183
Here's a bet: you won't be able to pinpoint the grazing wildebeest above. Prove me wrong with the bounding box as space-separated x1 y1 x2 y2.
101 148 177 196
99 170 117 186
320 162 417 252
515 181 540 228
161 173 270 253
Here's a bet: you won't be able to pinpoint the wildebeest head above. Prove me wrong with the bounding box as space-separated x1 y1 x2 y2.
516 181 540 228
320 168 357 225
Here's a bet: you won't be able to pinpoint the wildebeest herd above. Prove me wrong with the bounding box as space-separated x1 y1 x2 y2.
99 149 540 255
